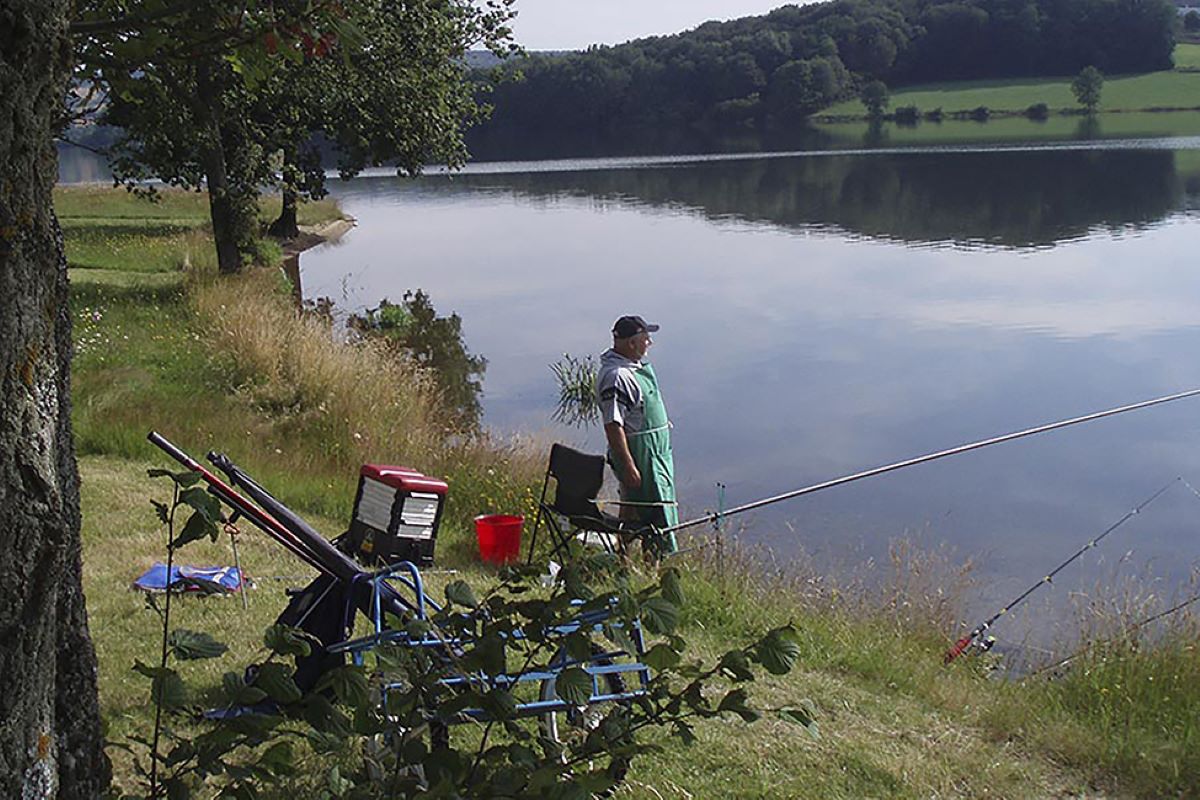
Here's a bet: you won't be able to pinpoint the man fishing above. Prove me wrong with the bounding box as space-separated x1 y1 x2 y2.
596 315 678 555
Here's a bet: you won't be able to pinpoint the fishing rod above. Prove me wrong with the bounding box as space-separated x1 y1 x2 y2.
1026 589 1200 679
943 476 1179 664
665 387 1200 536
148 431 334 577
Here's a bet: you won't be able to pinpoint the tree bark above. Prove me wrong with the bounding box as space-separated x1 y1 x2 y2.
196 60 244 274
268 183 300 240
0 1 110 797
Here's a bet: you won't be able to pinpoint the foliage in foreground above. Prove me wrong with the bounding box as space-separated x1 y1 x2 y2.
109 471 816 799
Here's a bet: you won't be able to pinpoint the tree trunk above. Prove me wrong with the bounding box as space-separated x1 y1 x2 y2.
268 183 300 240
195 61 244 274
0 2 110 797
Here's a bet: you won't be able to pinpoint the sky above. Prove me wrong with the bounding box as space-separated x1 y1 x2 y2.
505 1 794 51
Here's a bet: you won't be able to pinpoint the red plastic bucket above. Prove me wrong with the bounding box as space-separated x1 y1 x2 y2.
474 514 523 564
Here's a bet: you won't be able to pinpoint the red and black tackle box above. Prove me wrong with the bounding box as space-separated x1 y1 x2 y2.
345 464 448 567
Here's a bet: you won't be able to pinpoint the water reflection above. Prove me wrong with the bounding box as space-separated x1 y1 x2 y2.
439 148 1196 249
300 146 1200 637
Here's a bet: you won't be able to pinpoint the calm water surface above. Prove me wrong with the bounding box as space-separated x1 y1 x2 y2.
302 142 1200 641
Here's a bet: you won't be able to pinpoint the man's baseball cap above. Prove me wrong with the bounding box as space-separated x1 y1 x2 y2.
612 315 660 338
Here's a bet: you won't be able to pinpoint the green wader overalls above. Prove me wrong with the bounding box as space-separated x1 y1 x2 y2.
615 362 679 555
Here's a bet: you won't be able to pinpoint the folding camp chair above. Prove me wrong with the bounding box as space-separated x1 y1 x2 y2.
525 443 648 562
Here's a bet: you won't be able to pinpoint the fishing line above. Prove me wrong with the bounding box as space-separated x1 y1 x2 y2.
664 387 1200 535
943 476 1180 664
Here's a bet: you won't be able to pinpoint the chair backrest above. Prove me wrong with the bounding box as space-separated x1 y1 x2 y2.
547 443 606 518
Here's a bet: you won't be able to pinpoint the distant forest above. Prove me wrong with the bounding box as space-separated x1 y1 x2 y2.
473 0 1177 139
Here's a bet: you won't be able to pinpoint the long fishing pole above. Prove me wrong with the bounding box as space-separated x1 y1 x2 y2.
665 387 1200 535
943 476 1179 664
1026 589 1200 679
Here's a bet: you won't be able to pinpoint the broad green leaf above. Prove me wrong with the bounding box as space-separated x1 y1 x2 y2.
164 776 191 800
553 666 593 706
147 469 202 487
718 650 755 681
222 672 268 706
405 617 432 638
673 719 697 746
179 486 221 522
642 642 681 672
639 596 679 635
315 666 369 707
563 632 593 663
471 632 506 676
152 668 187 710
755 626 801 676
718 688 760 722
481 688 518 719
253 662 302 704
257 741 293 775
264 624 314 657
778 698 821 739
445 579 479 608
173 510 216 548
602 623 636 655
660 566 685 606
168 629 228 660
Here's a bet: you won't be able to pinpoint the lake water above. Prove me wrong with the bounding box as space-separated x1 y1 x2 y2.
299 138 1200 644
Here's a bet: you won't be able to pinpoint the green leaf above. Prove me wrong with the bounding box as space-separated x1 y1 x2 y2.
602 623 636 655
153 669 187 710
173 510 217 548
147 469 202 487
472 633 506 676
179 486 221 522
481 688 518 719
639 596 679 635
778 699 821 739
264 624 314 657
553 666 593 706
718 650 755 681
642 643 681 672
168 629 229 660
222 672 268 706
755 627 801 676
253 662 302 704
314 666 369 707
405 617 433 638
718 688 759 722
164 776 192 800
445 579 479 608
258 741 294 775
660 566 685 606
563 632 593 663
132 660 187 709
673 719 697 746
151 500 170 524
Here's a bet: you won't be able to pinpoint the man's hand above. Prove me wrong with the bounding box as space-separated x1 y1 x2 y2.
604 421 642 490
622 464 642 489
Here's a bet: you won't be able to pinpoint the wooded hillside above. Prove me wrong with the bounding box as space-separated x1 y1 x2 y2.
475 0 1177 136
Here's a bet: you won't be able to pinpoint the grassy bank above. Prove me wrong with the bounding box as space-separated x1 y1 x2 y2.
820 43 1200 119
64 186 1200 798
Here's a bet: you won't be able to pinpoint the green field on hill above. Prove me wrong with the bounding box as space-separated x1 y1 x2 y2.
822 43 1200 117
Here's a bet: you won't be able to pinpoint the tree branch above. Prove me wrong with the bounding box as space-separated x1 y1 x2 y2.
70 1 198 36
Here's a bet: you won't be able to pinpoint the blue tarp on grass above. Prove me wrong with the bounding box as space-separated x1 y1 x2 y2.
133 563 243 593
